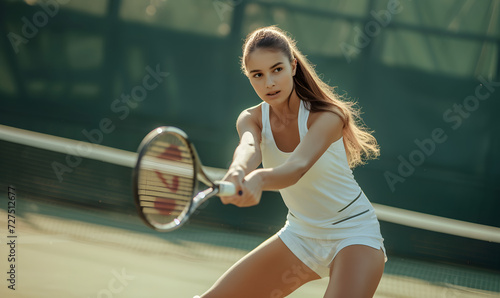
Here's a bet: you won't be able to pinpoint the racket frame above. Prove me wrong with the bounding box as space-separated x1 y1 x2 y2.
133 126 228 232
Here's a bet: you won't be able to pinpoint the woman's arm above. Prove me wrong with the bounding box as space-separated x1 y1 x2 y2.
220 106 262 202
227 108 263 176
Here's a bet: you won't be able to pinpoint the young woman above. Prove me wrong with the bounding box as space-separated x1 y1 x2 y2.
201 26 386 298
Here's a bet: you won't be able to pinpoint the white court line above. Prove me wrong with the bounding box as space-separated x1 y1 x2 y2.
1 124 499 243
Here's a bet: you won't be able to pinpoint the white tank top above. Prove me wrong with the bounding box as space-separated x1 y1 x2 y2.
260 101 378 237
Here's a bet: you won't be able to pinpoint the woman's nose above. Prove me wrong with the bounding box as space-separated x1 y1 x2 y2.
266 76 276 88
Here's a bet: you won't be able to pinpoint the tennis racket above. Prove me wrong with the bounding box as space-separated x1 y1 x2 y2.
133 126 236 232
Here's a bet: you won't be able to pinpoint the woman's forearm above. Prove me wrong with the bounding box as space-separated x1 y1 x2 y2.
249 158 307 191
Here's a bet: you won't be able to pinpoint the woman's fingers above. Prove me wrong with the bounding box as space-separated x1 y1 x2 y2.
219 169 263 207
220 185 259 207
220 168 245 204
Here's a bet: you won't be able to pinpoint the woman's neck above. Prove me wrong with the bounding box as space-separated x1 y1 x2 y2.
269 91 301 123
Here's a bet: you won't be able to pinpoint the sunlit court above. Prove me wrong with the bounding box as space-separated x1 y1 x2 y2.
1 1 499 297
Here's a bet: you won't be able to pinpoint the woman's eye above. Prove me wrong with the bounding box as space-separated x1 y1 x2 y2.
274 67 283 72
253 73 262 78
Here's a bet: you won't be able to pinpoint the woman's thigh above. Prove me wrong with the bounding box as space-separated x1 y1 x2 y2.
201 234 321 298
325 245 385 298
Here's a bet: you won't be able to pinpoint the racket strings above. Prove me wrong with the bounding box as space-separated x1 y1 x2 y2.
141 157 194 178
138 171 192 217
137 135 196 227
139 186 193 197
138 190 192 202
139 195 190 204
140 180 193 191
140 202 187 214
140 172 194 195
148 146 192 160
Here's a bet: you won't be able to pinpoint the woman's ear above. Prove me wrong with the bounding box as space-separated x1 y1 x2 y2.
291 58 297 76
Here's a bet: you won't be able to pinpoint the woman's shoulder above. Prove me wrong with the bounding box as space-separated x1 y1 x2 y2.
245 102 264 114
239 103 263 120
306 106 343 130
237 102 263 131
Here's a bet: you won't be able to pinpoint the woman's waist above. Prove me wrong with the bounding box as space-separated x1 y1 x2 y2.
284 205 381 238
280 186 365 213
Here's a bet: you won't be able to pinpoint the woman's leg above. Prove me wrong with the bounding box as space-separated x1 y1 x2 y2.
324 245 385 298
201 234 321 298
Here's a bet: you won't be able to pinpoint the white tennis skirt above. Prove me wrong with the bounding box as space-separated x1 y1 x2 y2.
277 216 387 278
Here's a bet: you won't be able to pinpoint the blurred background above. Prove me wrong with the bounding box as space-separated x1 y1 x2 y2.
0 0 499 297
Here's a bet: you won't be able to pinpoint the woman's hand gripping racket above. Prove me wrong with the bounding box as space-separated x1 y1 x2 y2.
133 126 236 232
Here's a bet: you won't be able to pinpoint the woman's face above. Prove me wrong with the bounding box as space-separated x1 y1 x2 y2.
245 48 296 106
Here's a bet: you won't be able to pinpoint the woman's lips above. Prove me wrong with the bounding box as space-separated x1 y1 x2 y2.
267 90 281 97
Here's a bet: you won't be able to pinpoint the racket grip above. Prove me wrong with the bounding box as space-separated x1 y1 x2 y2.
216 181 236 196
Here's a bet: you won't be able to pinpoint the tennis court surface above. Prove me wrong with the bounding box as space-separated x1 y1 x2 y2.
1 197 499 298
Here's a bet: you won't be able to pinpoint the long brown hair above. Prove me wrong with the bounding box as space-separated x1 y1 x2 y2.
241 25 379 168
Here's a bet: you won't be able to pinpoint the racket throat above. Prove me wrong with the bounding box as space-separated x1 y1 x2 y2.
190 187 216 211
